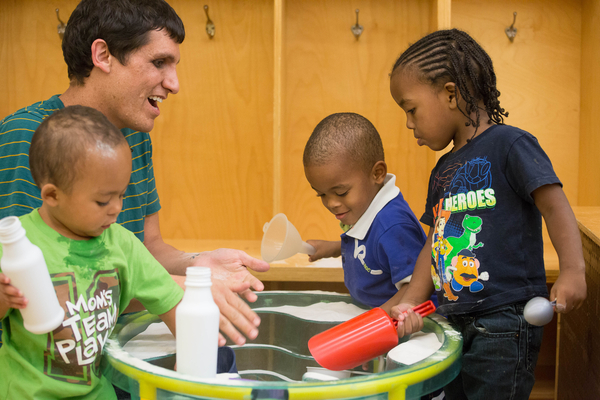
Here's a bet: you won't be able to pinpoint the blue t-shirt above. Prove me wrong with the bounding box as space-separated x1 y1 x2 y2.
423 124 557 316
341 174 427 307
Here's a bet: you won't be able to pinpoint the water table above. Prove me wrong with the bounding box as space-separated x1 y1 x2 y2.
101 291 462 400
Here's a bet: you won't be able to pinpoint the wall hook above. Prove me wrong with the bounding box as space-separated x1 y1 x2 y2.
204 5 215 39
505 12 517 42
55 8 66 40
351 9 363 40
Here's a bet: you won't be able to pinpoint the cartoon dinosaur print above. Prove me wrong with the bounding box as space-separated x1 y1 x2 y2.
446 214 484 263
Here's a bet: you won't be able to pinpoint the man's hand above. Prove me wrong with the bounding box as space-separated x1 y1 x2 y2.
171 272 262 346
211 279 261 346
189 248 269 302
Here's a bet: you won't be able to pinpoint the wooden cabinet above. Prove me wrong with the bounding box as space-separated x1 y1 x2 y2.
2 2 600 399
2 0 597 241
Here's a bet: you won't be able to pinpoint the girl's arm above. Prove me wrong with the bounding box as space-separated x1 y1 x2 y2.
389 228 436 337
532 183 587 312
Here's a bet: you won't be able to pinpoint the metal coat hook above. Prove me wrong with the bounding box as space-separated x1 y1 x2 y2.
56 8 66 40
204 5 215 39
505 12 517 42
351 9 363 40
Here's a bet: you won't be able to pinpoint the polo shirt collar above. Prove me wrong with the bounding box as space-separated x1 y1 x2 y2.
345 174 400 240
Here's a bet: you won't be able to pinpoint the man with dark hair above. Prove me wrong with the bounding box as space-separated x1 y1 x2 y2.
0 0 268 348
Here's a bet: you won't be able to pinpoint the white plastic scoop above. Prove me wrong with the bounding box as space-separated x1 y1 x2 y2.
523 297 557 326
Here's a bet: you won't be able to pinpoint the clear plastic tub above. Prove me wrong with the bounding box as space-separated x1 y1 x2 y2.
101 291 462 400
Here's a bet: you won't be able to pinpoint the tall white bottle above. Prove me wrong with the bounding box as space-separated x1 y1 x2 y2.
176 266 220 378
0 216 65 334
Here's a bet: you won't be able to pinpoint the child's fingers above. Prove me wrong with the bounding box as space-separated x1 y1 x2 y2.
0 273 10 284
396 309 423 337
9 296 28 309
3 284 23 297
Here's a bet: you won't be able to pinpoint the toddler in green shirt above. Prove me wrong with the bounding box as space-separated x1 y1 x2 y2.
0 106 184 399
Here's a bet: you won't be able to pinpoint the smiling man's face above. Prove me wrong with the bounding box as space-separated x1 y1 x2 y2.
103 29 181 132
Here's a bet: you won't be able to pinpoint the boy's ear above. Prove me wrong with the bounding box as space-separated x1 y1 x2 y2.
371 161 387 184
40 183 60 207
443 82 458 109
91 39 112 74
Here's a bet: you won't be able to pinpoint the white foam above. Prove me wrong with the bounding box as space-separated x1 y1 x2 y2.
123 302 366 360
253 301 366 322
386 332 442 365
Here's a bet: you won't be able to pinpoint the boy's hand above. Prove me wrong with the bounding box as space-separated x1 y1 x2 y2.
306 240 341 262
390 303 424 338
550 269 587 313
0 273 28 317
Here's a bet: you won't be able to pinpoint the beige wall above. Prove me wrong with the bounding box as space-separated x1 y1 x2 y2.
1 0 596 243
280 0 435 241
452 0 582 205
579 0 600 206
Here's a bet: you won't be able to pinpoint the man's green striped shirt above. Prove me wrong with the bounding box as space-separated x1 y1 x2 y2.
0 95 161 242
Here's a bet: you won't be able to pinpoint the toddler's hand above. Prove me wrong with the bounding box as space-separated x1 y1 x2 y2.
0 273 27 310
306 240 341 262
550 269 587 314
390 303 423 338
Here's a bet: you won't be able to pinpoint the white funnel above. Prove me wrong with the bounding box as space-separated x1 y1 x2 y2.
261 213 316 262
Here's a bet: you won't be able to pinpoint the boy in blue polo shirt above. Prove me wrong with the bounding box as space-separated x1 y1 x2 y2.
303 113 430 314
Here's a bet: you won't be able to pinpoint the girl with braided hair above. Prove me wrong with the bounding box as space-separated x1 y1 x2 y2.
389 29 586 399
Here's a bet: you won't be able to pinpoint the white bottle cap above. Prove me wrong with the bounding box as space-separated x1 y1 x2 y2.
0 216 26 244
185 266 212 287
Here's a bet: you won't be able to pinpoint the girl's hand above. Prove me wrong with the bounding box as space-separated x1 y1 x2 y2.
0 273 27 317
306 240 341 262
391 303 424 338
550 269 587 313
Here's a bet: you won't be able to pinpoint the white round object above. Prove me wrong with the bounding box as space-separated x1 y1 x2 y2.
523 297 554 326
305 367 351 380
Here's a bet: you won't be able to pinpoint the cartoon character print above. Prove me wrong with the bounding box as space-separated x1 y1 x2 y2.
445 214 484 261
429 156 493 302
448 249 489 292
431 200 458 301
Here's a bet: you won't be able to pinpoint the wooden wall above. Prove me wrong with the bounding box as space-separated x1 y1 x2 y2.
280 0 435 241
1 0 597 244
151 0 274 240
452 0 582 206
0 0 73 114
579 0 600 206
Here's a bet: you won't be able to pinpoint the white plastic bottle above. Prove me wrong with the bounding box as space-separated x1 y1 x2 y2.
0 216 65 334
176 266 220 378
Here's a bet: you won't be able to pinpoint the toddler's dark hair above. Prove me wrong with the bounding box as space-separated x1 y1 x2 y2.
30 105 127 192
303 113 384 173
392 28 508 131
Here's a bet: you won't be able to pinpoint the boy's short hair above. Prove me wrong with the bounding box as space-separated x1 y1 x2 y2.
303 113 385 173
30 105 127 192
63 0 185 85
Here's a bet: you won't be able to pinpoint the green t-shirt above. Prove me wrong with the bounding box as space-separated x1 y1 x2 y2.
0 210 183 399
